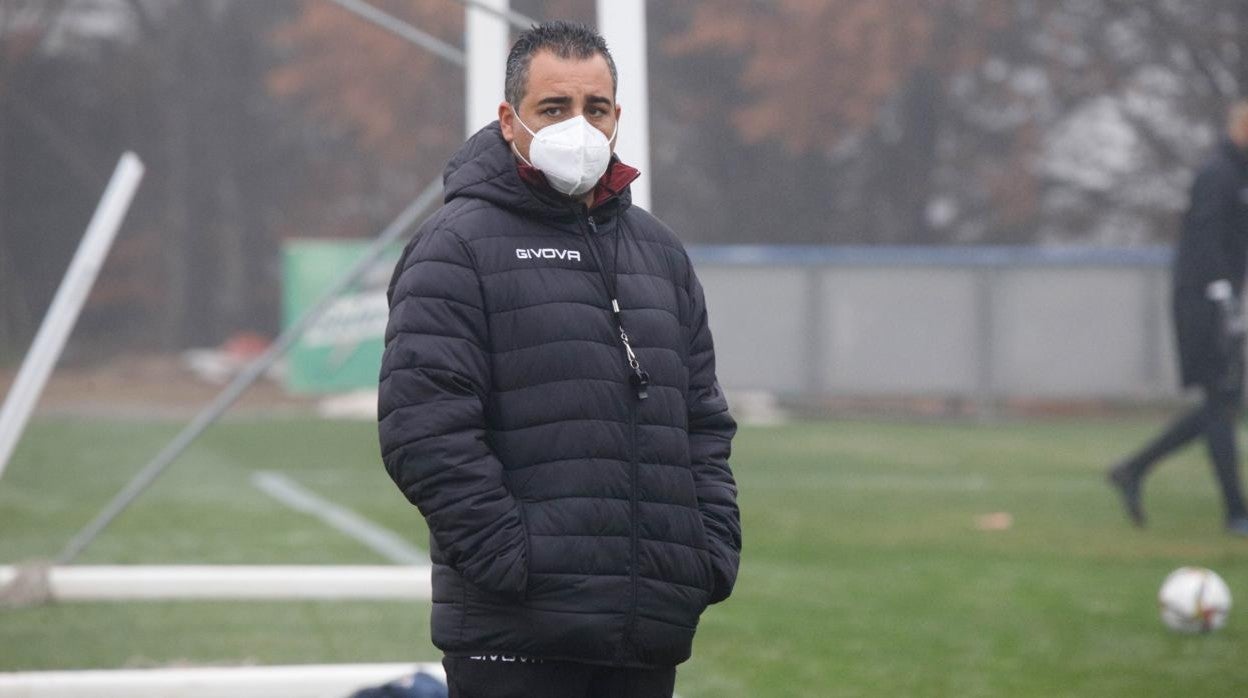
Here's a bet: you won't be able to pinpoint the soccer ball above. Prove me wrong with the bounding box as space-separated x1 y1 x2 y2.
1158 567 1232 633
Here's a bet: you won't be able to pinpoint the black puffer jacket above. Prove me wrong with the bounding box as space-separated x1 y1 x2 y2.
378 122 740 668
1173 139 1248 387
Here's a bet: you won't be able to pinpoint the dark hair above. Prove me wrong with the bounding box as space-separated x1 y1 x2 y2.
504 20 617 107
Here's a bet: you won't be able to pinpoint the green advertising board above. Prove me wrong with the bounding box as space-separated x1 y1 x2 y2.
282 240 401 394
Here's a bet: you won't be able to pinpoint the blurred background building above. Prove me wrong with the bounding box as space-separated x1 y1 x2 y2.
2 0 1247 410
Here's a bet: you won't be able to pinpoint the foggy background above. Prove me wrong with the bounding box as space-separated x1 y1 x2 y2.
2 0 1246 406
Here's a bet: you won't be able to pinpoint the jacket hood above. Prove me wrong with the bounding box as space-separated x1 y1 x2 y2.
443 121 633 219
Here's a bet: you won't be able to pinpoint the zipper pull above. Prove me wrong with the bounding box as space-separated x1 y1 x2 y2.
587 216 598 234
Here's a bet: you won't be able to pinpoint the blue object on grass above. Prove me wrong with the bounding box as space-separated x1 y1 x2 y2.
347 670 447 698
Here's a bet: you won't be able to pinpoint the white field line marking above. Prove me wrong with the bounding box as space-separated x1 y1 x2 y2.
251 471 427 565
749 473 991 492
752 473 1122 494
834 474 990 491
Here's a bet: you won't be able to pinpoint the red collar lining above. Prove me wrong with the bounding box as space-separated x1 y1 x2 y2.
516 159 641 210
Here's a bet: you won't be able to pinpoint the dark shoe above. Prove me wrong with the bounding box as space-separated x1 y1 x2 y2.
1107 464 1145 527
1228 517 1248 537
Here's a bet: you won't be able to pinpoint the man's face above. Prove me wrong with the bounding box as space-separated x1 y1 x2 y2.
499 49 620 163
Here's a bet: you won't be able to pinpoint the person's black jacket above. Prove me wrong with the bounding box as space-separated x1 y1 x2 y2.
1173 139 1248 387
378 122 740 669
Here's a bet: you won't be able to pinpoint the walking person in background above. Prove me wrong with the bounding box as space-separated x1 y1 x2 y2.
377 21 740 698
1109 101 1248 536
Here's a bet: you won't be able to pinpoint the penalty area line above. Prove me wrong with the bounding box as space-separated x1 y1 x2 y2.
251 471 427 566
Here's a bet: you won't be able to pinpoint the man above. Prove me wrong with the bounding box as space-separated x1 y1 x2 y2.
1108 101 1248 536
378 21 740 698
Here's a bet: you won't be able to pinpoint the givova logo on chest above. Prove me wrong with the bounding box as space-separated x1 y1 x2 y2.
516 248 582 262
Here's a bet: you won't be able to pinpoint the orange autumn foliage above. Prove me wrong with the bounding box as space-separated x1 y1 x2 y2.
268 0 463 163
663 0 957 153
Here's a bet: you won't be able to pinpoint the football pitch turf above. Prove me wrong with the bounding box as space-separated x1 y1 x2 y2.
1 415 1246 696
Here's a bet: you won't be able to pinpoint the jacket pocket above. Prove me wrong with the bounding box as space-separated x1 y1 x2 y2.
691 512 715 593
456 502 530 601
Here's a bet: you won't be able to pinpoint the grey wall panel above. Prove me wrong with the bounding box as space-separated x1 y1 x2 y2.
697 267 809 393
690 247 1180 401
990 269 1149 395
820 268 979 394
1149 269 1180 395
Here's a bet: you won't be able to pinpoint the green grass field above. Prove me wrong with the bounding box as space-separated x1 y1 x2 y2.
2 414 1247 696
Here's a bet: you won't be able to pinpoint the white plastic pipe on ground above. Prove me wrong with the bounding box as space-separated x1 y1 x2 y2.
251 471 429 566
0 662 445 698
0 565 431 601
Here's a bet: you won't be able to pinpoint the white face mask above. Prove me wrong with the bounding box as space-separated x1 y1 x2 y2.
511 108 618 197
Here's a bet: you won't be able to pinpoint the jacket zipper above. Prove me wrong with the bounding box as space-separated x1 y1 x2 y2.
624 395 640 653
574 207 644 656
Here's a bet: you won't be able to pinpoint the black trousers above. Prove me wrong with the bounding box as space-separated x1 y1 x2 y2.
1120 383 1248 521
443 656 676 698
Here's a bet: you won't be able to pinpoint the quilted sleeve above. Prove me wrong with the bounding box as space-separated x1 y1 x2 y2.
684 262 741 604
378 220 527 599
